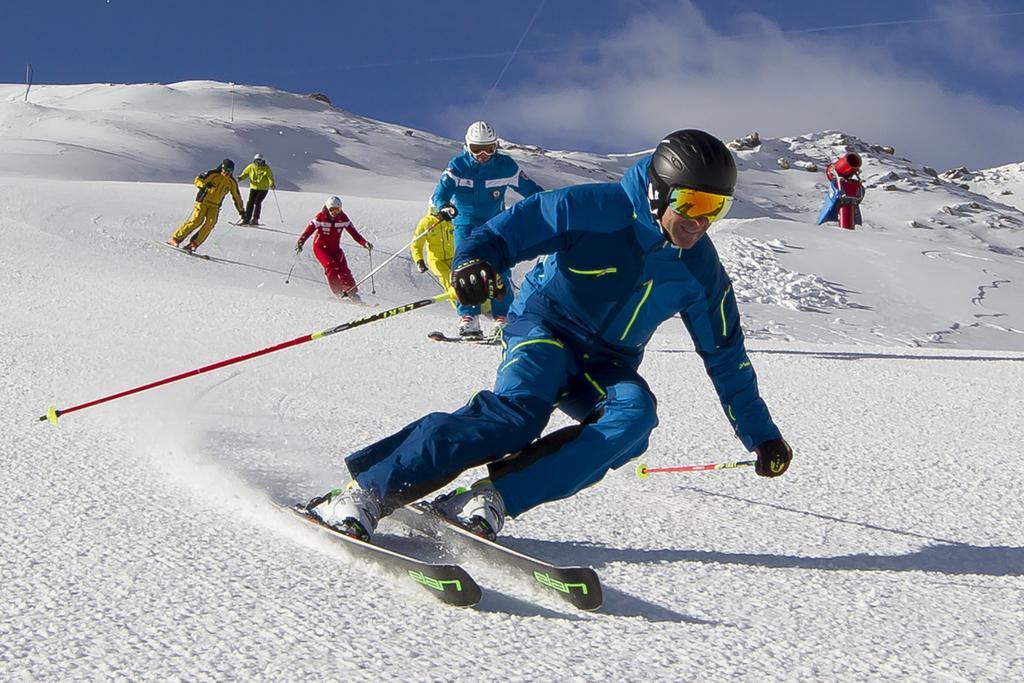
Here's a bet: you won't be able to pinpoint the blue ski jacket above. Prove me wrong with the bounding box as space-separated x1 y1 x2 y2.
453 156 781 450
431 150 544 229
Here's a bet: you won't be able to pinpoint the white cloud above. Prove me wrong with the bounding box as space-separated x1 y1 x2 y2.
451 1 1024 170
921 0 1024 77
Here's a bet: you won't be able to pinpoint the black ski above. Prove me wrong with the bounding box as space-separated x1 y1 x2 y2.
158 240 212 260
427 330 501 346
284 505 481 608
391 503 602 611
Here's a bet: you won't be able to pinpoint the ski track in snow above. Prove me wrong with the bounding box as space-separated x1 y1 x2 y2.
1 83 1023 681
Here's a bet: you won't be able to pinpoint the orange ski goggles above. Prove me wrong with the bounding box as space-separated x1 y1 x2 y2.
666 187 733 224
468 142 498 156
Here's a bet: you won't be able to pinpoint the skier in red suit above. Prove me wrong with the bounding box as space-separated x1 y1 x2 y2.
296 196 373 303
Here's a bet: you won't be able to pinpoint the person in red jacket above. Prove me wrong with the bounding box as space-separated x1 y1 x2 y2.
296 196 373 303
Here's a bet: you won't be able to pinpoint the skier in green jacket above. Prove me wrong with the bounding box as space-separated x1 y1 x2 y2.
238 153 276 225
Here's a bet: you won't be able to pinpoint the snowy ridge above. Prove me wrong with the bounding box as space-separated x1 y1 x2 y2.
946 161 1024 214
1 81 1023 681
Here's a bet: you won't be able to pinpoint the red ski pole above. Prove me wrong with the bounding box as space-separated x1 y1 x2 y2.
635 460 755 479
38 291 451 425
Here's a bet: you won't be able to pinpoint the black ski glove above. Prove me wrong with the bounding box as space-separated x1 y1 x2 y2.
437 204 458 222
295 240 304 254
754 437 792 478
364 241 373 251
416 259 428 273
451 259 504 306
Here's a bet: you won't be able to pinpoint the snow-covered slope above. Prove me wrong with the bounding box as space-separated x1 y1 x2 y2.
1 82 1022 681
0 81 633 196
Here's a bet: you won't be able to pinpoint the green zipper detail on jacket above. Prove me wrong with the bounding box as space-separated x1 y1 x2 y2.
507 338 565 356
583 372 606 398
619 279 654 341
719 285 733 337
567 267 619 277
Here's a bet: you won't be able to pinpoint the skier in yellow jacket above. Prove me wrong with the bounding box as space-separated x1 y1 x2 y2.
409 204 458 306
238 153 276 226
167 158 245 254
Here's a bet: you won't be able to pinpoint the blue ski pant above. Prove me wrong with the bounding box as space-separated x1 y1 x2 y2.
453 223 512 319
346 318 658 517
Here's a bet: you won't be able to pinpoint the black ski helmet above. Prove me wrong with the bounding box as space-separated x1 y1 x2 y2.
221 158 235 173
647 130 736 218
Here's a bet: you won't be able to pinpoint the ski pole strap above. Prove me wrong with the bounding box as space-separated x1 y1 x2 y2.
635 460 756 479
38 291 452 425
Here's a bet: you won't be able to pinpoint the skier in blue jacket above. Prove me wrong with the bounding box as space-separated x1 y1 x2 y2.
431 120 544 337
306 129 792 541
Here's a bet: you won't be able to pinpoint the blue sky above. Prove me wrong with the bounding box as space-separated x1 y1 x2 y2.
5 0 1024 169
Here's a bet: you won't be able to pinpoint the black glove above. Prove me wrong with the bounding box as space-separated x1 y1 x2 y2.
754 437 792 478
295 240 304 254
451 259 504 306
364 241 374 250
437 204 458 222
416 259 428 273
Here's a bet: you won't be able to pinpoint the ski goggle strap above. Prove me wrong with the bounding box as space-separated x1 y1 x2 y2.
667 187 733 223
468 142 497 156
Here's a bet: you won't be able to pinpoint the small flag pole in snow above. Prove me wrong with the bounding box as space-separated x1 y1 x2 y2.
635 460 756 479
38 292 452 425
24 64 33 102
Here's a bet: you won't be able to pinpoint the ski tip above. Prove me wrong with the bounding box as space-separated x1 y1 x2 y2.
635 462 650 479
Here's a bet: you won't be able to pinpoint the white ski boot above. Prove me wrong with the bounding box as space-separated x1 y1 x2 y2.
458 315 482 337
305 482 382 541
491 316 507 337
433 479 506 539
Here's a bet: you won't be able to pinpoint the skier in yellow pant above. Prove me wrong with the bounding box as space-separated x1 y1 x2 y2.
168 158 245 254
408 204 492 317
409 205 457 302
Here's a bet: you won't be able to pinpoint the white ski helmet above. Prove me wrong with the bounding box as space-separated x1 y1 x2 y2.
325 195 343 210
465 121 498 148
253 153 265 162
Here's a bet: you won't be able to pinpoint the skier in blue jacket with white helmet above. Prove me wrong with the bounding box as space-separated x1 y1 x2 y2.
305 129 792 541
431 120 544 338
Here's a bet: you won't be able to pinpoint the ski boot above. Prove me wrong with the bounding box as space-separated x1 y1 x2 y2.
433 479 506 540
305 481 382 541
458 315 482 338
491 316 507 338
